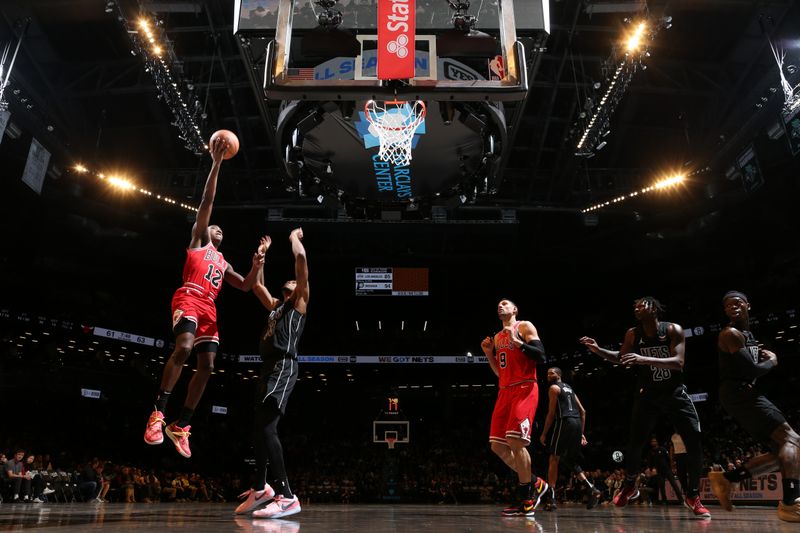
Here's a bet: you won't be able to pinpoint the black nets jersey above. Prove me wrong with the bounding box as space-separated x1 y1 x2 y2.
260 299 306 359
555 382 580 420
633 321 683 392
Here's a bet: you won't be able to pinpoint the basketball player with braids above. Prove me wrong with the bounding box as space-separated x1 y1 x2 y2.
579 297 711 518
708 291 800 522
236 228 308 519
481 299 549 517
144 136 263 458
539 367 602 511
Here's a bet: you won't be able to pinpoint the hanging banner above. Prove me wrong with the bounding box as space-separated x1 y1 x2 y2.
377 0 415 80
21 137 50 195
0 110 10 144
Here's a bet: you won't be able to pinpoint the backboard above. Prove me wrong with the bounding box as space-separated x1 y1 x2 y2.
373 420 410 449
233 0 550 101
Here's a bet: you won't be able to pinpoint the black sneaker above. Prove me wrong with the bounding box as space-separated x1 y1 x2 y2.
587 488 602 510
502 499 535 517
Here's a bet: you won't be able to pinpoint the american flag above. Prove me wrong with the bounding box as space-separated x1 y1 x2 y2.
287 68 316 81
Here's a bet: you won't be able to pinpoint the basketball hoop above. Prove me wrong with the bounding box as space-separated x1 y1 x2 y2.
386 436 397 450
364 100 426 167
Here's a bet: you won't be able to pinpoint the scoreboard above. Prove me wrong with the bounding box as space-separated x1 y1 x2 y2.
355 267 429 296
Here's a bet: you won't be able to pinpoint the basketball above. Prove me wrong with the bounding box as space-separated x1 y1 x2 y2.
209 129 239 160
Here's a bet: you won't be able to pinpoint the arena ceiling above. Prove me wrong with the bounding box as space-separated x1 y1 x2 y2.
1 0 798 253
1 0 799 359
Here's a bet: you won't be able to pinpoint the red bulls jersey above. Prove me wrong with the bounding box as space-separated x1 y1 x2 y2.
494 321 537 388
180 243 228 301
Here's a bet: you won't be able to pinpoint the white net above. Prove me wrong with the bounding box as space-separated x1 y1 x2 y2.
364 100 426 167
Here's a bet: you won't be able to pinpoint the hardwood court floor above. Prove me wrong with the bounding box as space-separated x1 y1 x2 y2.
0 502 796 532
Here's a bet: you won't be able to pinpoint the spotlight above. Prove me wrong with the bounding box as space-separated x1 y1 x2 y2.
625 22 647 53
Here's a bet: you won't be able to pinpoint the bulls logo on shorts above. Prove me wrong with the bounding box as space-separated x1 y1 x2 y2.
520 418 531 441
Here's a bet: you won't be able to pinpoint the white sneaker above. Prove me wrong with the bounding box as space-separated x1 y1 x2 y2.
43 488 55 496
234 484 276 514
253 495 301 519
32 497 43 503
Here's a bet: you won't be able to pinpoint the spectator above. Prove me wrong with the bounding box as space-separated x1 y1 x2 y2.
25 454 54 503
79 459 102 502
6 449 32 502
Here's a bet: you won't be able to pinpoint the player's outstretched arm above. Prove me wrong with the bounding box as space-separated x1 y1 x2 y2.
289 228 309 314
227 238 267 292
251 236 280 311
189 137 228 248
579 330 631 363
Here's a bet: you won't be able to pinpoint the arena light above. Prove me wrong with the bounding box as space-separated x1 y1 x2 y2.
574 17 671 156
108 8 206 154
582 172 691 213
625 22 647 53
71 162 198 212
653 174 684 190
107 175 135 191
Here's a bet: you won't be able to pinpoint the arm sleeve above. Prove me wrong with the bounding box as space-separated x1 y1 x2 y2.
520 339 545 361
728 347 775 380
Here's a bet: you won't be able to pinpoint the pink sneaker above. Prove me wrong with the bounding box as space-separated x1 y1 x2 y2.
144 409 165 445
235 484 276 514
165 423 192 458
252 495 301 519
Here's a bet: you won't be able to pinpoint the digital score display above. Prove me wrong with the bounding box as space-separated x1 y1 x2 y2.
355 267 429 296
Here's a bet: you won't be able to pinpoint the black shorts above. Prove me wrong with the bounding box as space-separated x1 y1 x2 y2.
550 417 582 457
719 381 786 444
256 354 299 414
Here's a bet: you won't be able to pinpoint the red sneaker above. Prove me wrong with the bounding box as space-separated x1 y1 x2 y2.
165 423 192 458
685 495 711 519
144 409 165 445
613 485 640 507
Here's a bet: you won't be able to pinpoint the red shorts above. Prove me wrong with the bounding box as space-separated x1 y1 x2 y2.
489 381 538 445
171 288 219 346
